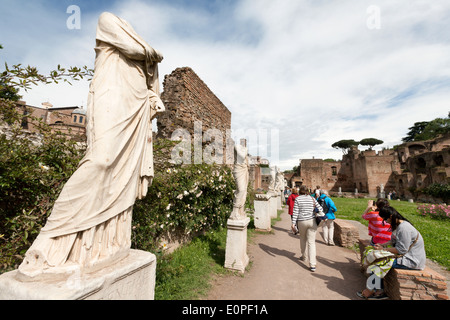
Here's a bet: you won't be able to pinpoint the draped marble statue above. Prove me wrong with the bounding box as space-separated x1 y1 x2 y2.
18 12 165 279
275 168 284 191
268 166 277 193
229 144 249 220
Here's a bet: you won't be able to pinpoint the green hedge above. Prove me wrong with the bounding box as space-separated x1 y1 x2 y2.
132 160 235 253
0 105 84 271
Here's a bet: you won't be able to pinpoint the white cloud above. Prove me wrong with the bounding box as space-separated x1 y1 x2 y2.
3 0 450 171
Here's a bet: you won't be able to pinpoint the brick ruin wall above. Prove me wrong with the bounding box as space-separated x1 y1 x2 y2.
294 134 450 200
157 67 231 140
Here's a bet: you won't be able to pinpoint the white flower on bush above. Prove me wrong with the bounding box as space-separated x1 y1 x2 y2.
39 163 49 170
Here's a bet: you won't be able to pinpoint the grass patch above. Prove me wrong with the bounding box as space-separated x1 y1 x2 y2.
155 227 228 300
332 197 450 270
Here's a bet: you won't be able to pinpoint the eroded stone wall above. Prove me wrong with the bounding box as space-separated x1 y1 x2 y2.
157 67 231 139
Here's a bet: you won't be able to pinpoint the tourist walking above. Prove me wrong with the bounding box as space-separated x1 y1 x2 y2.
291 186 325 272
284 187 291 205
286 188 299 234
312 186 321 200
361 199 392 245
317 190 337 246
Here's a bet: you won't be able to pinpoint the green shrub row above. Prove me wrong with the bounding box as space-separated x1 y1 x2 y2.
132 160 236 253
0 104 85 271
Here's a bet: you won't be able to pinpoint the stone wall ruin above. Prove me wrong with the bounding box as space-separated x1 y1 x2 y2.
157 67 231 140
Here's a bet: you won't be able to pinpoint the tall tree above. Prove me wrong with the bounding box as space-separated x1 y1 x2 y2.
332 139 359 154
360 138 384 150
402 121 430 142
402 115 450 142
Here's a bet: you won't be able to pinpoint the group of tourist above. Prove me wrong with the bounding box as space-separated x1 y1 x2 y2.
285 185 337 272
283 186 427 300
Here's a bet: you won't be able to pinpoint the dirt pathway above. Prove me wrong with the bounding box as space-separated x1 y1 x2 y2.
207 207 368 300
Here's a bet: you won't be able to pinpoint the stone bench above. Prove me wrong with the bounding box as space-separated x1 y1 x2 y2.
332 219 359 248
358 239 448 300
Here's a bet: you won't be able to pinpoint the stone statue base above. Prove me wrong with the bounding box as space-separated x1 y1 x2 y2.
269 194 278 218
224 217 250 273
254 195 271 232
277 192 282 210
0 249 156 300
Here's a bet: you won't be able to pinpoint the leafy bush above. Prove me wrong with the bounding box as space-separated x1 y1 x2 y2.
0 45 94 271
423 183 450 202
0 106 85 270
132 156 235 253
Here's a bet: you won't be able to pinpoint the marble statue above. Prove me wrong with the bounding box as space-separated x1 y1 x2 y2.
18 12 165 279
229 144 249 220
268 166 276 193
275 168 284 191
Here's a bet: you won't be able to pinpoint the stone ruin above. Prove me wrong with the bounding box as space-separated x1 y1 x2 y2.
287 133 450 202
157 67 231 140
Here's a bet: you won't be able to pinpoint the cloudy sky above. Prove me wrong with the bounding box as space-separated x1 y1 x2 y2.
1 0 449 170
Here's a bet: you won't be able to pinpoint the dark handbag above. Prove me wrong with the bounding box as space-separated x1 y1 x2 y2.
315 216 323 226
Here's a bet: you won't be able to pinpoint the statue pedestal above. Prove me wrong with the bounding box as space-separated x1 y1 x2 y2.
254 195 271 232
0 249 156 300
269 194 278 218
224 217 250 273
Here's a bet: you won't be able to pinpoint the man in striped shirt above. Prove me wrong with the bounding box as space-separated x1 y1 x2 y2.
291 186 325 272
362 199 392 245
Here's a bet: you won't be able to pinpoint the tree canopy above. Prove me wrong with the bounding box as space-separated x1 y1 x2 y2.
402 113 450 142
331 139 359 154
359 138 384 150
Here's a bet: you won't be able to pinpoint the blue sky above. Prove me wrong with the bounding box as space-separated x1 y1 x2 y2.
1 0 450 171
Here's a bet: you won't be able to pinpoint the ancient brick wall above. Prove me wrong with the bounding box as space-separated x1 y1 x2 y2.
157 67 231 140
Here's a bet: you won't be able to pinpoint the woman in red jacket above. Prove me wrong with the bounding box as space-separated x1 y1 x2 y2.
286 188 299 233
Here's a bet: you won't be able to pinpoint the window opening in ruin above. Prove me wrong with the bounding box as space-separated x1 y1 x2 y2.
331 166 337 176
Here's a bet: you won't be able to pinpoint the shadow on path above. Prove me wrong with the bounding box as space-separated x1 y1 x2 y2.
313 256 365 299
258 243 311 272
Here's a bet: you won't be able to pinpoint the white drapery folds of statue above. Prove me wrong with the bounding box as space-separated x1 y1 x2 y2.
268 166 276 193
275 168 284 191
229 145 249 220
18 12 165 279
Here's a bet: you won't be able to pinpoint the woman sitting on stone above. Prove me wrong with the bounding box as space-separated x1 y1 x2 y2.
357 206 426 299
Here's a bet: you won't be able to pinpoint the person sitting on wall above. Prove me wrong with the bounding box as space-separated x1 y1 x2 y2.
362 199 392 246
